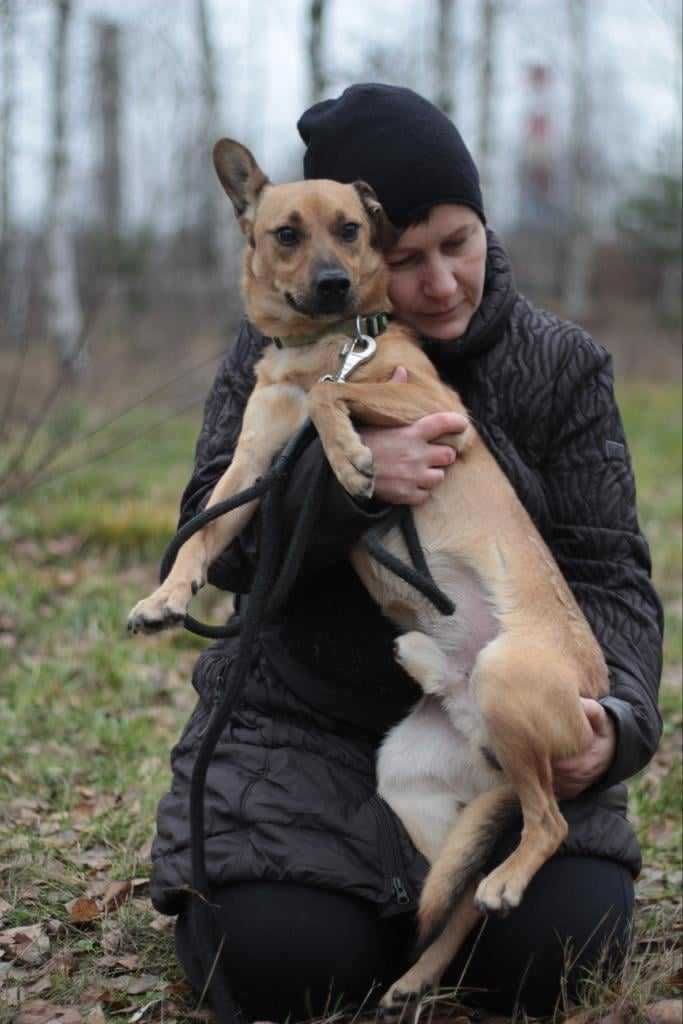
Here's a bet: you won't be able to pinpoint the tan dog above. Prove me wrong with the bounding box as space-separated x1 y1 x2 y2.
127 140 608 1007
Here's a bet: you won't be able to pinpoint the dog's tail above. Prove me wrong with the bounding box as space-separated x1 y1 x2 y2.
417 783 520 950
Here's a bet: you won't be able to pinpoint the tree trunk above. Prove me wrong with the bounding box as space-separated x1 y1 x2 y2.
435 0 456 119
1 0 14 247
478 0 499 203
196 0 221 270
94 18 121 239
563 0 593 319
1 0 15 320
45 0 84 372
308 0 327 105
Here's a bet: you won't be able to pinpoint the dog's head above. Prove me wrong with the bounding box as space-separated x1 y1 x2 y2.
213 138 398 338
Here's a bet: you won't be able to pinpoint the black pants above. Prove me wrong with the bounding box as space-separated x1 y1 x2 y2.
175 850 634 1020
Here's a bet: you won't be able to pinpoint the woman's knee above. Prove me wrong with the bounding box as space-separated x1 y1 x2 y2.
175 882 401 1018
441 853 634 1016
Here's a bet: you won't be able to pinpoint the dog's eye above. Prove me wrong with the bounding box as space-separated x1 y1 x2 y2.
341 222 360 242
276 226 299 246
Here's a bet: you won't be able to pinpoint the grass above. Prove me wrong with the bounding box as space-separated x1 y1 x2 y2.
0 379 680 1023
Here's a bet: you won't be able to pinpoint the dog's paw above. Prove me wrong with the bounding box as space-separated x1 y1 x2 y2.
127 582 196 635
379 977 433 1017
393 632 448 694
327 441 375 499
474 866 524 916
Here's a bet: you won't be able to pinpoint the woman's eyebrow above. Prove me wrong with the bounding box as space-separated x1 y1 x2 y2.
443 225 472 241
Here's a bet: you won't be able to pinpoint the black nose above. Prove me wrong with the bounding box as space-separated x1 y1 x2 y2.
315 268 351 298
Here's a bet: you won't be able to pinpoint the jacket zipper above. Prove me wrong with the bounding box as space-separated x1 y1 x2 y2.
369 794 411 907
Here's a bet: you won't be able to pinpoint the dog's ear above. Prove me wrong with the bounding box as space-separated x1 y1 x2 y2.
213 138 270 239
353 181 399 253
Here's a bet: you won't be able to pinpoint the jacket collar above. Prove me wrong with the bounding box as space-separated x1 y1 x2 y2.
420 229 518 368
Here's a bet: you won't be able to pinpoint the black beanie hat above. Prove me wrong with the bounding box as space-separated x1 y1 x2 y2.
298 83 485 228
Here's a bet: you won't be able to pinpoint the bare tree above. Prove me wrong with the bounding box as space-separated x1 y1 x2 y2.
45 0 84 372
94 18 122 238
478 0 500 202
196 0 221 270
435 0 457 119
1 0 14 253
563 0 593 318
308 0 328 105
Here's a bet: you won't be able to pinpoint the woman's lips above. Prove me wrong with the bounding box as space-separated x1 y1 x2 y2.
419 303 464 322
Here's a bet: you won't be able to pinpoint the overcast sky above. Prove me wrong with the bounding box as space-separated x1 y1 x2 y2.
5 0 682 232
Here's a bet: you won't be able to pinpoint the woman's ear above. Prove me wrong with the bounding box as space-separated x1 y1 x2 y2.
352 181 400 253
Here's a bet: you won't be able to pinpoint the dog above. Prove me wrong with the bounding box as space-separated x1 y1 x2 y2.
127 139 609 1008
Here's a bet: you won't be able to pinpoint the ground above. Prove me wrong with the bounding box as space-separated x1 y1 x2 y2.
0 372 680 1024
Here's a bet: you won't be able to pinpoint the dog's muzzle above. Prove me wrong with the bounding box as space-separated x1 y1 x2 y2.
311 266 352 315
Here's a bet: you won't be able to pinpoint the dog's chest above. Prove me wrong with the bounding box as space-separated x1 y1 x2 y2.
259 337 345 391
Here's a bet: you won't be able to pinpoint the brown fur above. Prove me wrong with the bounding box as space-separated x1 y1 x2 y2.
127 140 609 1007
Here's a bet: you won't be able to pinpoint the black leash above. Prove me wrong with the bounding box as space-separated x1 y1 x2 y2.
160 420 454 1023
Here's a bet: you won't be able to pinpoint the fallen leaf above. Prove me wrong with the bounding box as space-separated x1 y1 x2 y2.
14 1001 84 1024
164 979 192 998
128 997 165 1022
79 984 109 1007
25 974 52 996
66 896 100 924
94 953 140 973
101 922 124 953
0 924 50 965
86 1008 107 1024
101 880 132 911
77 848 112 872
46 535 82 557
645 1000 683 1024
106 973 163 995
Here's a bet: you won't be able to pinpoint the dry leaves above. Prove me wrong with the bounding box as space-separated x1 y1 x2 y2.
14 1002 84 1024
0 923 50 966
65 878 149 925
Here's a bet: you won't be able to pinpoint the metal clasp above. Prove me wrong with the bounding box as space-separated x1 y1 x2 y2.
319 315 377 384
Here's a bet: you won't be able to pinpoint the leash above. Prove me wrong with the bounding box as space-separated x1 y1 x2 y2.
161 320 455 1022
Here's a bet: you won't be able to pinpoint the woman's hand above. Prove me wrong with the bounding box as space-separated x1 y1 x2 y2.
358 367 468 505
552 698 617 800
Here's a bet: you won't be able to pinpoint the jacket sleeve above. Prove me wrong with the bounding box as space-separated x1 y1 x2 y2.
164 319 391 593
542 336 664 788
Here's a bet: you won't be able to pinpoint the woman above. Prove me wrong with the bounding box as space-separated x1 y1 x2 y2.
150 85 663 1020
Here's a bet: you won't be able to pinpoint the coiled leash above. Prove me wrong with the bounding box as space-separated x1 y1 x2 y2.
160 319 455 1023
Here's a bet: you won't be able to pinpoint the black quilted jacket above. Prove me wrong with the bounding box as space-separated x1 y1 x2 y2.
150 232 663 917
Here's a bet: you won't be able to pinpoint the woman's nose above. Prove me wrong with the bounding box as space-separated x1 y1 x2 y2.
422 257 458 299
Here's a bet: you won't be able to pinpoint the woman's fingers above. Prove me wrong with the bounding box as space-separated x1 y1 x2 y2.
412 411 468 441
427 445 457 469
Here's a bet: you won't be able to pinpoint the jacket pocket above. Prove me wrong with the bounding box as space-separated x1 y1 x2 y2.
368 793 417 915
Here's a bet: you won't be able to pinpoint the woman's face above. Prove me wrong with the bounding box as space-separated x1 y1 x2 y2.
385 204 487 341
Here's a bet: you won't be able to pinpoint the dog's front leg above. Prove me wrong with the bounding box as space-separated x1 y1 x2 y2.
307 382 376 498
308 378 470 498
127 382 307 634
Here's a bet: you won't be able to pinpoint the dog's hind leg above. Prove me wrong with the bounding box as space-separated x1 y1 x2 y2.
393 631 450 695
379 882 482 1011
471 640 591 914
128 383 307 633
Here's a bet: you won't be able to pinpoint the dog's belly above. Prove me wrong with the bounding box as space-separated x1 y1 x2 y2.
352 528 500 688
354 528 503 862
377 695 500 862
